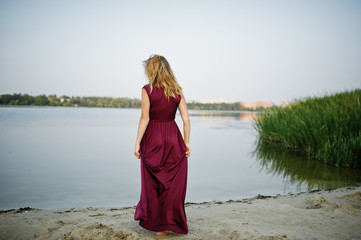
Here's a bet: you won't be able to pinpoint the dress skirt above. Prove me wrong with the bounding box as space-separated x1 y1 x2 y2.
134 120 188 234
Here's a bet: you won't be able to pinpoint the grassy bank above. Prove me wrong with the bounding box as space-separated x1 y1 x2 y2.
255 89 361 168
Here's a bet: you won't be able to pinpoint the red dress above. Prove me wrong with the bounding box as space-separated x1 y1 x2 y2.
134 85 188 234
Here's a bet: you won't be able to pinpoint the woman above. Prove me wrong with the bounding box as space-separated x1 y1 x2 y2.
134 55 191 236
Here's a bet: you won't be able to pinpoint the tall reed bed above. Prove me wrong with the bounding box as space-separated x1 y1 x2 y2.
255 89 361 168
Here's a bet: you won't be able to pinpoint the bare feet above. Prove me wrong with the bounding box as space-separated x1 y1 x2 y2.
156 230 170 236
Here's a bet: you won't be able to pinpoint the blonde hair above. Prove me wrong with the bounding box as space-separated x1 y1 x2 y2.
143 55 182 99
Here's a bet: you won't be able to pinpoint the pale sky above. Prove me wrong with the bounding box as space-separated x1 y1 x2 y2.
1 0 360 104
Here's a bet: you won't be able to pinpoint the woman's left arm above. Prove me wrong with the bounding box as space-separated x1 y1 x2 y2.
178 94 191 157
134 88 150 159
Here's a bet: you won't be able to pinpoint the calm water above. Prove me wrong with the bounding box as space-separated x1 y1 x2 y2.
0 106 360 209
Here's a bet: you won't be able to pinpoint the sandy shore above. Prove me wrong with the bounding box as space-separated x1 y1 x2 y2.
1 186 360 240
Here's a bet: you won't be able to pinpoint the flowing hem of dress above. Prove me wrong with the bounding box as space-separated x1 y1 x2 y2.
138 220 188 235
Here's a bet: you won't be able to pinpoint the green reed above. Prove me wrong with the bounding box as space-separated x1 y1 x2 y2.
255 89 361 168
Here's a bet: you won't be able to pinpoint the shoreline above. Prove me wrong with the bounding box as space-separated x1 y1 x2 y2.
0 186 353 213
1 186 360 239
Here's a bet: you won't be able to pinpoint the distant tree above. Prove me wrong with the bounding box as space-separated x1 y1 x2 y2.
0 94 13 105
34 95 49 106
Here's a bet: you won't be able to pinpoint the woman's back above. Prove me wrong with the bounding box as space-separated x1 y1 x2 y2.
144 85 181 121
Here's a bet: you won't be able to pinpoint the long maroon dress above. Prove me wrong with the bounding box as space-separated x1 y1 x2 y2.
134 85 188 234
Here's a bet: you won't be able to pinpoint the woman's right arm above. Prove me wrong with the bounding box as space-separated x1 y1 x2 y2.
134 88 150 159
178 94 191 157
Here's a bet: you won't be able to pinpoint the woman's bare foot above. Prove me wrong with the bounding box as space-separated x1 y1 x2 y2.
156 230 170 236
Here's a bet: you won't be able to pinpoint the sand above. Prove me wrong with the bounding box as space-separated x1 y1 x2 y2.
1 186 361 240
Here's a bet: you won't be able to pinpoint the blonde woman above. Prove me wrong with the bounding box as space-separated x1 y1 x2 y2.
134 55 191 236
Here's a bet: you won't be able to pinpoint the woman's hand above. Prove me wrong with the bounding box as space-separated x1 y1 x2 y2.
134 143 141 159
185 143 191 158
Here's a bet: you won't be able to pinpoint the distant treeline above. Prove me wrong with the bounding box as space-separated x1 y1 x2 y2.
186 102 249 111
0 93 141 108
0 93 261 111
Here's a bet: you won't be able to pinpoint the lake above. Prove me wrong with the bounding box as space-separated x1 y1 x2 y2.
0 106 360 209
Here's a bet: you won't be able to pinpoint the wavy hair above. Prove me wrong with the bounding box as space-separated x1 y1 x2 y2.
143 55 182 99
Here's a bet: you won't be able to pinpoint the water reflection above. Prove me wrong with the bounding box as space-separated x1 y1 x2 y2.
189 110 258 122
187 111 258 131
254 140 361 191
